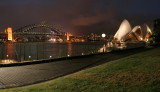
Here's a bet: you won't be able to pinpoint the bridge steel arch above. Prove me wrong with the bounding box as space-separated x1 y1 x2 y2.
13 24 64 42
14 24 63 35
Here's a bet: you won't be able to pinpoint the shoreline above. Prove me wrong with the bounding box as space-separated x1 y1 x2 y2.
0 46 151 67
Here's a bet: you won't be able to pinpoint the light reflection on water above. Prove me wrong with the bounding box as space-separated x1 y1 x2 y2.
0 59 17 64
0 42 110 64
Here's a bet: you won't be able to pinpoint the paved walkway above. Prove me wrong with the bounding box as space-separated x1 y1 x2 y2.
0 47 151 89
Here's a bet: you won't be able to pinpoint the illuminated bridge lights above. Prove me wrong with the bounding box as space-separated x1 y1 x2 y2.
11 24 65 42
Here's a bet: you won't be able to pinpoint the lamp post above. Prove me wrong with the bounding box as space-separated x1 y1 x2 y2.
29 56 31 60
102 33 106 38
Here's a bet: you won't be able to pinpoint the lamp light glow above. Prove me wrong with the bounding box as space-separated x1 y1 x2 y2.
102 33 106 38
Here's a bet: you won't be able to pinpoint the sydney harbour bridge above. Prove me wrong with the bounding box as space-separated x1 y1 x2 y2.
12 24 65 42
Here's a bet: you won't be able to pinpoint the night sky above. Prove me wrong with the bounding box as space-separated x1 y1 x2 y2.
0 0 160 35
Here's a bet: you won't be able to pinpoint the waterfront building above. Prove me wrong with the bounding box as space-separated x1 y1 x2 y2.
113 19 152 43
7 27 13 41
113 19 152 49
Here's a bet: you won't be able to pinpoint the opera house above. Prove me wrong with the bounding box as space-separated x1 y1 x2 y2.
113 19 152 48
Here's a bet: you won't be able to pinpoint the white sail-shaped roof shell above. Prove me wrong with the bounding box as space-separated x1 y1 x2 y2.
141 24 152 39
145 24 152 40
132 26 143 40
146 24 152 35
114 19 132 41
132 26 141 32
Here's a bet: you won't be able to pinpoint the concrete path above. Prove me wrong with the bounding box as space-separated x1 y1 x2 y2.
0 47 150 89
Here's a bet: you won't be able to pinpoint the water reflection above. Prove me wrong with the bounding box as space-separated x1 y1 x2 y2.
98 42 113 53
0 42 111 64
7 43 13 59
67 42 72 56
0 59 17 64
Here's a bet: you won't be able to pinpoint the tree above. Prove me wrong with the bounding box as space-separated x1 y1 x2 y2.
152 19 160 43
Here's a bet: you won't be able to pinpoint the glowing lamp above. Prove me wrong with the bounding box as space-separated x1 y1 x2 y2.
53 39 56 42
146 39 149 42
29 56 31 59
102 33 106 38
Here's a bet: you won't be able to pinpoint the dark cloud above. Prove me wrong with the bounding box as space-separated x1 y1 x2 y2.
0 0 160 35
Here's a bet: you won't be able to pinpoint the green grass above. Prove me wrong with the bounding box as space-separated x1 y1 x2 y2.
1 47 160 92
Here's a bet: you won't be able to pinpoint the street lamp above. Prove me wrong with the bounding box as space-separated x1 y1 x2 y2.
6 55 8 59
102 33 106 38
29 56 31 60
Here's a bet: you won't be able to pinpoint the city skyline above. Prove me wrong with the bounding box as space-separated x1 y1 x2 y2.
0 0 160 35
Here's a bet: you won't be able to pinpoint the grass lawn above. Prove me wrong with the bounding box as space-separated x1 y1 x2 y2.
0 47 160 92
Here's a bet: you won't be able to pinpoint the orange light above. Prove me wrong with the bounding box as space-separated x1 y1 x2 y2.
5 28 7 33
67 32 69 41
7 27 12 41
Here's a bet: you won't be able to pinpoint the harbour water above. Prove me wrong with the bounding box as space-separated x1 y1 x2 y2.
0 42 109 64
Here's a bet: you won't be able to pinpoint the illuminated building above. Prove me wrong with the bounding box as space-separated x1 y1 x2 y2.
124 26 143 42
113 19 152 43
67 32 69 41
145 24 152 41
114 19 131 41
7 27 13 41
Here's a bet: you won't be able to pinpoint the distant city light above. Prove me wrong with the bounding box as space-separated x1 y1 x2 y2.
50 56 52 58
51 31 55 34
53 39 56 42
102 33 106 38
146 39 149 42
29 56 31 59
